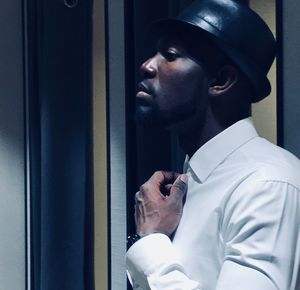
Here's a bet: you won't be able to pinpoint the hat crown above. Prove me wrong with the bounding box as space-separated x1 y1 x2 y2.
178 0 276 73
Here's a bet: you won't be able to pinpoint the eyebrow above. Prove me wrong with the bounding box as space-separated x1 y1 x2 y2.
156 37 186 53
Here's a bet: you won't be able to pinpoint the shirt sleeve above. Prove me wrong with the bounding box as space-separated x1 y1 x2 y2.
126 233 202 290
218 180 300 290
126 181 300 290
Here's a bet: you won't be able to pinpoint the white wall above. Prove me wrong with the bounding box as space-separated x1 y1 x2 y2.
0 0 25 289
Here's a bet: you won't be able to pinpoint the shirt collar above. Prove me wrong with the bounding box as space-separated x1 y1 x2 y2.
184 118 259 183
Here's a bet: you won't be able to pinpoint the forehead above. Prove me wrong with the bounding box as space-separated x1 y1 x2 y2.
156 34 188 52
156 28 216 56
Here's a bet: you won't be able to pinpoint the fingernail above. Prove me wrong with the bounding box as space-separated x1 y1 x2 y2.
180 174 188 184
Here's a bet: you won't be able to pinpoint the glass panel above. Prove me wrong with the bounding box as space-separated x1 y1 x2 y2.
0 1 26 289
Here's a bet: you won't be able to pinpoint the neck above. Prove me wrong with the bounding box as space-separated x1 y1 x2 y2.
171 93 251 158
177 106 228 158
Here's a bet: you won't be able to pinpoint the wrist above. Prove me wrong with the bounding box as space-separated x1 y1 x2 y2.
127 232 159 250
137 231 159 237
127 233 141 250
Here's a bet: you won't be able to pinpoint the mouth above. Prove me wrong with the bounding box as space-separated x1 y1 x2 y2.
136 83 153 105
137 82 152 95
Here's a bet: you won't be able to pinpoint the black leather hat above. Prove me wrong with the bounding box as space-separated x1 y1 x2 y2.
151 0 276 102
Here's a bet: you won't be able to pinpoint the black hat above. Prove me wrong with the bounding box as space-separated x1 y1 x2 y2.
151 0 276 102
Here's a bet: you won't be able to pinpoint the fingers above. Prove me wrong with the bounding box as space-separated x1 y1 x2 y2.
133 172 188 237
137 171 184 200
149 171 180 185
148 171 182 197
169 174 188 200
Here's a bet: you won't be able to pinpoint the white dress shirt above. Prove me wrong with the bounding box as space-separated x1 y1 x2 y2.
126 118 300 290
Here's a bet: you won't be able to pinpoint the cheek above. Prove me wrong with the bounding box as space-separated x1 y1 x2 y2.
160 67 206 106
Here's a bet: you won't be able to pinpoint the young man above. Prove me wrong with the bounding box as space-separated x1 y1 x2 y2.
126 0 300 289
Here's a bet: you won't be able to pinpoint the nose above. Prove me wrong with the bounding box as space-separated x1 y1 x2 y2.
140 54 157 78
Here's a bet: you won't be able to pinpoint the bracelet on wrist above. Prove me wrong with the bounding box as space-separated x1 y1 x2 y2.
127 233 141 250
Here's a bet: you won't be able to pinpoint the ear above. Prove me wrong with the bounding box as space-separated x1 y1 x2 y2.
208 65 238 97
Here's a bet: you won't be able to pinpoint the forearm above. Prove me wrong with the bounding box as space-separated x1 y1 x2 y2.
126 233 201 290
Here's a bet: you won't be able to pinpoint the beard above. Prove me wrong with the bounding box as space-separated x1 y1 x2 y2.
135 100 197 129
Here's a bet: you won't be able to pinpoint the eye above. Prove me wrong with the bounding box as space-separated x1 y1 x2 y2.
164 49 179 62
156 40 182 62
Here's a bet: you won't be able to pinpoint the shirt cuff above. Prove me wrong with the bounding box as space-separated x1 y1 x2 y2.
126 233 184 283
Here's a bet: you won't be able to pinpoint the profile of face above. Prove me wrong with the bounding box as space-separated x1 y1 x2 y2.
135 34 210 132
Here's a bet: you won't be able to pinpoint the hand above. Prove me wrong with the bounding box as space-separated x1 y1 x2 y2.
134 171 188 237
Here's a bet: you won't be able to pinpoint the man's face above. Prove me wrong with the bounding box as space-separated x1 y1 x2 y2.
135 34 210 130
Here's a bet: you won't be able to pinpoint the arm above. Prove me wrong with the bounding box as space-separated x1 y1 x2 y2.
126 233 202 290
126 173 300 290
217 180 300 290
126 171 202 289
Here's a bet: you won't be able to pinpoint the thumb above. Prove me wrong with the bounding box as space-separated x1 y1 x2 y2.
170 174 188 199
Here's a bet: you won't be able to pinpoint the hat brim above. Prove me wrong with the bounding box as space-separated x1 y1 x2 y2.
151 18 271 102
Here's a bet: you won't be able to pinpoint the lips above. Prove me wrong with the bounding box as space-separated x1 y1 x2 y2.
137 83 152 95
136 83 153 106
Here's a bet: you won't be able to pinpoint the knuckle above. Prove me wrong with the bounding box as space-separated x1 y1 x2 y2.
139 184 147 192
135 191 143 203
153 171 163 179
173 180 186 193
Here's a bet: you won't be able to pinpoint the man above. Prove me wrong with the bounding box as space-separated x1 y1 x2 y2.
126 0 300 289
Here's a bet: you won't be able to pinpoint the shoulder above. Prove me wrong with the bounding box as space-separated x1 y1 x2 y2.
220 137 300 223
234 136 300 189
221 159 300 242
